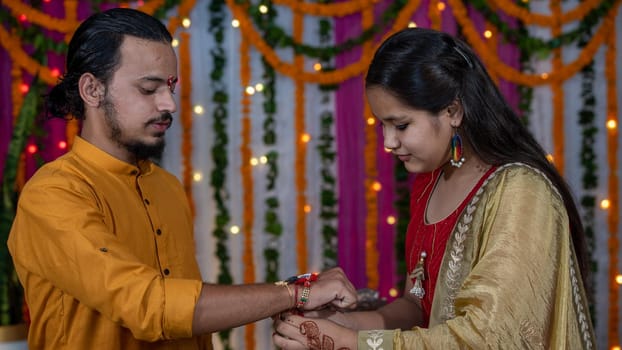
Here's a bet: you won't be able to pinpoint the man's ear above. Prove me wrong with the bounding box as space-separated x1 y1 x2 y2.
78 73 105 107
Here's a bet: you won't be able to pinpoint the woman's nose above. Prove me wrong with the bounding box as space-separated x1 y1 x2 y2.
383 128 400 150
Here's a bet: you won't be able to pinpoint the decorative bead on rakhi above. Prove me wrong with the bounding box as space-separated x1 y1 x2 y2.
409 251 427 298
167 75 178 94
276 273 319 311
450 127 465 168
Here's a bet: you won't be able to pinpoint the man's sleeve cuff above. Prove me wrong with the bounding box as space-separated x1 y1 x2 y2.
162 278 203 339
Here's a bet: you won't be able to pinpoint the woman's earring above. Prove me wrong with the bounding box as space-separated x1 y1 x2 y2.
450 127 465 168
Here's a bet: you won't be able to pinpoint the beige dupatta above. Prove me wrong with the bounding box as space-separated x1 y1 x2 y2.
358 163 595 349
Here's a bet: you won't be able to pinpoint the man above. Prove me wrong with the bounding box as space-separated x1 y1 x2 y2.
8 8 357 349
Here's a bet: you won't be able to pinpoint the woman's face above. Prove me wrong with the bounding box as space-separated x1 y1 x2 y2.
366 87 457 173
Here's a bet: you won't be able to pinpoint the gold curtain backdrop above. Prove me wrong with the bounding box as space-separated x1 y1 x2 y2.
1 0 621 349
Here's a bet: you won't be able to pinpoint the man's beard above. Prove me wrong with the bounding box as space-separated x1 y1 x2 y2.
102 97 170 161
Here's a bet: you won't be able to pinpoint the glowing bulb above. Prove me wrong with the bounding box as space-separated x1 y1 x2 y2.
51 68 61 78
616 274 622 285
58 141 67 150
230 225 240 234
313 63 322 71
408 21 417 28
19 83 29 94
171 39 179 48
250 157 259 166
612 346 621 350
600 199 611 209
245 86 256 95
301 133 311 143
254 83 264 92
386 215 396 225
27 144 37 154
193 172 203 182
367 117 375 126
193 105 204 115
182 18 191 28
389 288 399 297
546 154 554 163
372 181 382 192
259 156 268 164
483 30 493 39
437 2 446 11
540 73 549 80
606 119 617 130
231 19 240 28
18 14 27 22
303 204 312 213
259 5 268 14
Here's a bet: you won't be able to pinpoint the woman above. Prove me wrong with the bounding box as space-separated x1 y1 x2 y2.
273 28 595 349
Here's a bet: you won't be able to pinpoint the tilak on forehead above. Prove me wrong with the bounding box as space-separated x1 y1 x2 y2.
167 75 178 93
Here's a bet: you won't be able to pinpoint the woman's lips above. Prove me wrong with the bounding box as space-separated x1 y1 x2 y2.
396 154 411 162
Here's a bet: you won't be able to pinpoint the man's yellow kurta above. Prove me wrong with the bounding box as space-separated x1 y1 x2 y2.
9 136 212 349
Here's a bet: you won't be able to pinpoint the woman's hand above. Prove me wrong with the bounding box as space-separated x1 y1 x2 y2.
273 313 357 350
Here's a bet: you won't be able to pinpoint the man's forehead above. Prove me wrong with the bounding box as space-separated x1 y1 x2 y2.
115 37 178 79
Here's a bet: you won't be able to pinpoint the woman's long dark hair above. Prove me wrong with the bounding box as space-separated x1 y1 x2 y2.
46 8 172 120
366 27 590 294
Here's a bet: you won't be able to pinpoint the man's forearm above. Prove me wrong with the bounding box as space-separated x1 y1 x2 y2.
192 282 294 334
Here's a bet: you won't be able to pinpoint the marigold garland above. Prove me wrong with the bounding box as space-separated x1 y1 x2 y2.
10 61 23 124
429 0 441 31
448 0 617 86
605 11 619 346
272 0 374 17
293 5 308 274
179 31 195 217
485 22 499 85
489 0 603 26
3 0 79 33
0 26 57 85
0 0 174 88
550 0 564 174
239 33 256 348
361 6 378 290
225 0 418 84
137 0 166 16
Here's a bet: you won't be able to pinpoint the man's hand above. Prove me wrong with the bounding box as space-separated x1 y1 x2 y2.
303 267 358 311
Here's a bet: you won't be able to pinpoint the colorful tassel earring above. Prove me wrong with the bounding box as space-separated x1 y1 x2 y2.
450 127 465 168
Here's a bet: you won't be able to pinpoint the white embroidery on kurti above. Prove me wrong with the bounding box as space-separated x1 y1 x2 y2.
569 257 593 349
363 330 385 350
441 164 508 320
